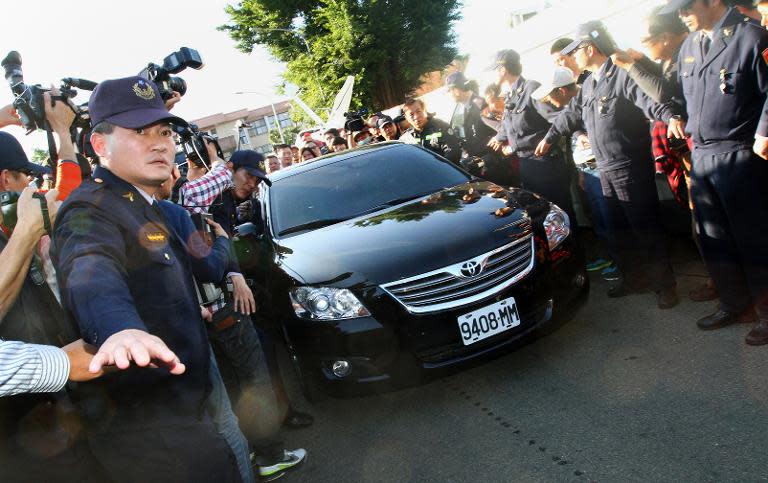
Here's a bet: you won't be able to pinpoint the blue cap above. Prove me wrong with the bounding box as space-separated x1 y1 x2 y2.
445 71 471 89
561 21 617 56
0 132 46 174
230 150 271 185
485 49 521 71
89 76 187 129
658 0 694 14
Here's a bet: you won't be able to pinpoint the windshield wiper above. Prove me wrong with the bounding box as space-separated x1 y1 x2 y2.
277 218 350 236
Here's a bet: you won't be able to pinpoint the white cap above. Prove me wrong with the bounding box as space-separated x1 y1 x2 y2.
532 67 577 100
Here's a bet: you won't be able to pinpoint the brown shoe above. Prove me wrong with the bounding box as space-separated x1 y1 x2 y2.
689 279 718 302
745 321 768 346
657 287 679 310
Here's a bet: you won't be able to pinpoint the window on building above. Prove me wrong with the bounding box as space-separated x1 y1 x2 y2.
210 128 217 136
279 118 293 128
277 111 291 121
255 144 272 154
239 133 250 146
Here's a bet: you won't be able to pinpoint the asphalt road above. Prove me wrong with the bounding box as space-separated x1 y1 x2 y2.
280 241 768 483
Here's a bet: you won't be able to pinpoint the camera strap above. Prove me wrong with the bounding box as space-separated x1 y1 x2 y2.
31 192 52 235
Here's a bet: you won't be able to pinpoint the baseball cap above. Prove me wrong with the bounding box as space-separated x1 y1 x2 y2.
89 76 188 129
376 116 394 129
445 71 470 89
0 132 46 175
230 150 271 185
658 0 694 14
532 67 577 100
485 49 521 71
560 21 617 56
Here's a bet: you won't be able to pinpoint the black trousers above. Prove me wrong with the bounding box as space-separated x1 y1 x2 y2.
518 152 575 222
600 161 675 291
690 148 768 319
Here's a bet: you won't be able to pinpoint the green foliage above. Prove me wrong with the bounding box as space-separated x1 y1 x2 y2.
269 122 304 145
31 148 49 165
220 0 461 114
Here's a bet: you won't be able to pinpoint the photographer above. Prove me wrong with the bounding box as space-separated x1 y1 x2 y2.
179 147 309 480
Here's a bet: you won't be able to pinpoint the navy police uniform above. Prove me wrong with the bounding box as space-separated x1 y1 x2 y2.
546 23 678 293
497 75 574 218
50 77 240 483
676 8 768 322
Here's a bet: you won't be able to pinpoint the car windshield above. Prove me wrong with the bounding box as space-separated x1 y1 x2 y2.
269 145 470 237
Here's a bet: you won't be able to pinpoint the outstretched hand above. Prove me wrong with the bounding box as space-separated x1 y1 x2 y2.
88 329 185 375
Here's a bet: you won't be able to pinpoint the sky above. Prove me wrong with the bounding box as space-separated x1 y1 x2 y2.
1 0 660 156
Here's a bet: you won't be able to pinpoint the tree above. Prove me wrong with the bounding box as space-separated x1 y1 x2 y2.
269 123 304 145
31 148 49 166
220 0 462 115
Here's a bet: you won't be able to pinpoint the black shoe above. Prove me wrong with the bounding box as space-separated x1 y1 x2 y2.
696 309 755 330
745 321 768 346
283 408 314 429
656 287 679 310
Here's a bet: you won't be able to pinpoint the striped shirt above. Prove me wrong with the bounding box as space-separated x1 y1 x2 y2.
0 340 70 397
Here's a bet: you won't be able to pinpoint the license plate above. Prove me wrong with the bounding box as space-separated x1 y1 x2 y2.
457 297 521 346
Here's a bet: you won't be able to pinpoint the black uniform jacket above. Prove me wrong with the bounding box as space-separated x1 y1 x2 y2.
495 76 557 158
400 116 461 164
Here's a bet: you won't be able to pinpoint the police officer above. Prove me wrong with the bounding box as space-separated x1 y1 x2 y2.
659 0 768 343
535 21 682 308
489 49 575 220
51 76 241 482
399 97 461 165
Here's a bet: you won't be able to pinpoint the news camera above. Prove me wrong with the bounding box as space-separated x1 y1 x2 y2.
174 123 223 170
138 47 203 101
343 108 368 133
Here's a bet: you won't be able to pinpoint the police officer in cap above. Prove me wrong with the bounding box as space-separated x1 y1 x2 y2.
51 76 241 481
536 20 682 308
660 0 768 343
489 49 575 219
399 97 461 165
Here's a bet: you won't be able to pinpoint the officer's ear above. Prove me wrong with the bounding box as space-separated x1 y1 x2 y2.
90 131 109 159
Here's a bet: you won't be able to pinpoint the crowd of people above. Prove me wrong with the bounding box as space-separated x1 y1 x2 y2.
1 0 767 481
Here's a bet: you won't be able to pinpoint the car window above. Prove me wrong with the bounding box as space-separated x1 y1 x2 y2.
269 146 470 237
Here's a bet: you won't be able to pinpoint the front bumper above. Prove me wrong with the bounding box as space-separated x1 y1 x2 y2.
283 237 588 398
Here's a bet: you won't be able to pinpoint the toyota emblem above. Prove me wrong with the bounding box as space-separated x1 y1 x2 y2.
460 260 483 278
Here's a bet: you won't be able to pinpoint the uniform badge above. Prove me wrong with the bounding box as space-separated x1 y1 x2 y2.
146 232 166 243
122 192 135 202
684 56 695 64
722 27 733 38
132 80 155 101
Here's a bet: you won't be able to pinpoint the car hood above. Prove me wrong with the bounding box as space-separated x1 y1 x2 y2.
275 181 539 287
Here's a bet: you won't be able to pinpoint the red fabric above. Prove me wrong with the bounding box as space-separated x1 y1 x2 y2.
651 121 687 207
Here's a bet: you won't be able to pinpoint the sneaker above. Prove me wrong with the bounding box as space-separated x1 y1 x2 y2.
601 264 620 281
586 258 612 272
254 449 307 481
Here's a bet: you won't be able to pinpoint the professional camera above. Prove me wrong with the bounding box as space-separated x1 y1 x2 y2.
1 51 93 135
138 47 203 101
174 123 222 169
343 108 368 132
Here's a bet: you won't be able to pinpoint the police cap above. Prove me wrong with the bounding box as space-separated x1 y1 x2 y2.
89 76 188 129
561 20 617 56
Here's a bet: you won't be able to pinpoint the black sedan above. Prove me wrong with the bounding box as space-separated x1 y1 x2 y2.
236 142 588 399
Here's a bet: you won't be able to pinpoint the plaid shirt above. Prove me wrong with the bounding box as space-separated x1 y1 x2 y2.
179 163 233 214
651 121 688 207
179 163 236 315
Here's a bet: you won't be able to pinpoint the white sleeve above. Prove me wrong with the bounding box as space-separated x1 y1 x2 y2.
0 340 70 397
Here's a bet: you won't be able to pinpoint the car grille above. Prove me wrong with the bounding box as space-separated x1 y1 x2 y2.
381 227 535 314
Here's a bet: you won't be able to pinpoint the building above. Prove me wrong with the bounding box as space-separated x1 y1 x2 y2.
190 100 294 158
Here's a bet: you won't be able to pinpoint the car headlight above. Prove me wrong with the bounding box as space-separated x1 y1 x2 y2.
543 203 570 251
289 286 371 320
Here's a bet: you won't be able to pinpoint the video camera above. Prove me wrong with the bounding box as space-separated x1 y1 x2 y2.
138 47 203 101
343 108 368 133
174 123 222 170
1 51 94 135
